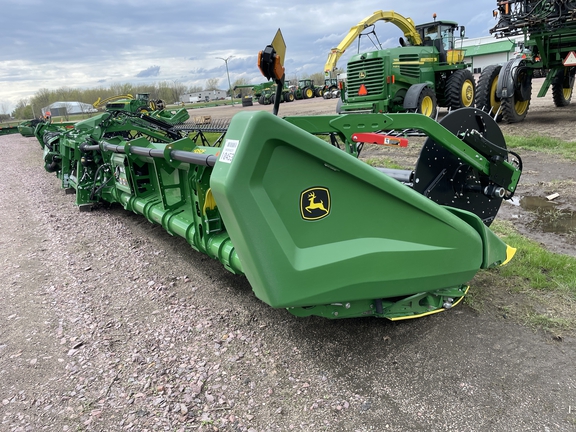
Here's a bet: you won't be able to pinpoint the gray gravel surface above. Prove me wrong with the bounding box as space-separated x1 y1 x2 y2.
1 127 576 432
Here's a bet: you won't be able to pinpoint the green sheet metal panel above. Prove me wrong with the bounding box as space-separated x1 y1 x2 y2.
210 111 505 309
465 40 515 57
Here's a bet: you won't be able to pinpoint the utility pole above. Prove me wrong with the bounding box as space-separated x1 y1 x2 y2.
216 56 234 105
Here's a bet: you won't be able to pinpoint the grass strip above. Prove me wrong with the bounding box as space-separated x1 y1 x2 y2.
505 135 576 161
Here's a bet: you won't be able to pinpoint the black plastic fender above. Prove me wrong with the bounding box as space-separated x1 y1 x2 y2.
403 83 432 110
336 97 343 114
496 58 529 100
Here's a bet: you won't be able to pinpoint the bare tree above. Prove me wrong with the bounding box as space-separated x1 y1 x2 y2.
232 77 250 97
12 99 30 119
32 88 52 114
110 83 134 97
170 80 187 104
205 77 220 91
63 102 74 120
0 102 9 122
309 72 326 86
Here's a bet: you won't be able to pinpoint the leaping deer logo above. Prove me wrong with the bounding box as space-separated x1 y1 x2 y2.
305 191 328 214
300 187 330 220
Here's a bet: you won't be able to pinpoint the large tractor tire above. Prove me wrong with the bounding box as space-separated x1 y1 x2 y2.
154 99 165 110
552 67 575 107
446 69 475 110
416 86 438 118
284 91 295 102
501 67 532 123
302 87 314 99
258 95 266 105
475 64 502 121
315 88 324 97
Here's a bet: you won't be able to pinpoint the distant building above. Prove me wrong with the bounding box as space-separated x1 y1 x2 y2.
42 101 97 117
180 90 228 103
460 35 524 74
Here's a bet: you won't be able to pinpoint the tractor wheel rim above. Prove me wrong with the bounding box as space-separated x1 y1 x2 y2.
462 80 474 106
421 96 433 116
489 76 501 113
515 99 529 115
563 88 572 99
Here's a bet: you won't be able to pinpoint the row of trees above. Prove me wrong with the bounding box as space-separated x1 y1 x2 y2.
9 78 254 120
7 71 331 120
11 81 188 120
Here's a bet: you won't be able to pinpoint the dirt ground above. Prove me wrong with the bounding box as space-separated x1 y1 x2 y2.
1 79 576 432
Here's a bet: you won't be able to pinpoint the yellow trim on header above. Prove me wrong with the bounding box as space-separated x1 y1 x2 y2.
501 244 517 266
202 188 217 215
389 286 470 321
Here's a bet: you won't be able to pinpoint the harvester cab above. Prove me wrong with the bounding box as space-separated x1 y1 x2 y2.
415 20 466 64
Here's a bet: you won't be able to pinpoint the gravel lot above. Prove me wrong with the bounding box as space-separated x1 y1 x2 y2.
1 89 576 431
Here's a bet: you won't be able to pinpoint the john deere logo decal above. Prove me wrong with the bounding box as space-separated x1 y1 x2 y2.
359 70 366 79
300 187 330 220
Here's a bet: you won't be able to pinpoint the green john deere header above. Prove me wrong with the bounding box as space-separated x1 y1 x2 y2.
23 33 522 321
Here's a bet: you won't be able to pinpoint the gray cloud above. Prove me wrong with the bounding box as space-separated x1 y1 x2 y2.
136 66 161 78
0 0 498 111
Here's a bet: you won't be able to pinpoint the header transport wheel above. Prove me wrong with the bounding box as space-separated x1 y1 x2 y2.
413 108 508 226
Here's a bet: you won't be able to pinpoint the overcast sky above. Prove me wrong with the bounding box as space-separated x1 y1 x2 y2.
0 0 500 113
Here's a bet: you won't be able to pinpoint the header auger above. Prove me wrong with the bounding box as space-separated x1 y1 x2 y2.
26 32 522 321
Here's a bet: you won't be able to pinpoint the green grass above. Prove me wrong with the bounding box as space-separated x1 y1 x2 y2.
1 120 20 128
188 131 225 146
182 100 237 110
363 156 405 170
468 220 576 333
481 135 576 329
505 134 576 161
492 220 576 294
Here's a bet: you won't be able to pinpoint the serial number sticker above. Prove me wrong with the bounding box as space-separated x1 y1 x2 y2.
220 139 240 164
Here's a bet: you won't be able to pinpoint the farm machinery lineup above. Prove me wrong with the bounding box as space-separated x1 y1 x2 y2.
234 79 326 104
234 81 294 105
477 0 576 122
21 30 523 321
